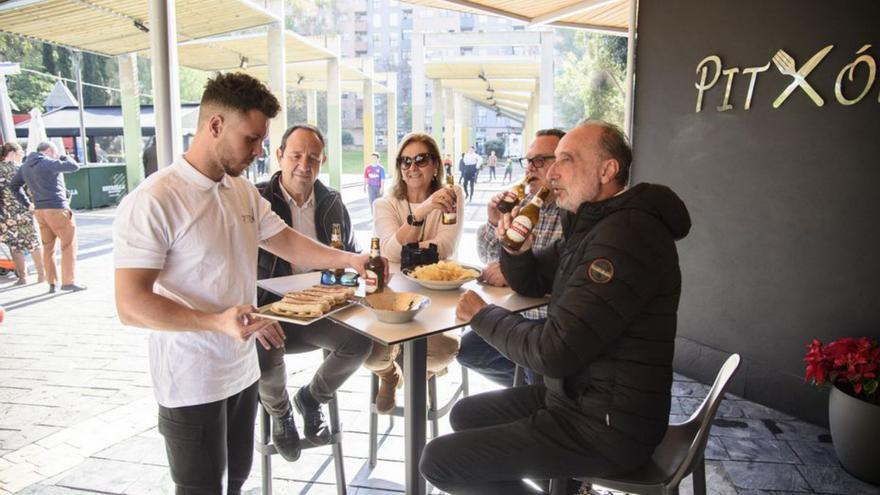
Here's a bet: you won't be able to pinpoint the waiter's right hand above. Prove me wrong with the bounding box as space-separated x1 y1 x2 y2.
214 304 282 345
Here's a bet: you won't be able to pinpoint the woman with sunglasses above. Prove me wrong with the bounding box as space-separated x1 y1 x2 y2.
365 133 465 413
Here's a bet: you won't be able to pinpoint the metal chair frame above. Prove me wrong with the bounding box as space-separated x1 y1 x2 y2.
255 349 348 495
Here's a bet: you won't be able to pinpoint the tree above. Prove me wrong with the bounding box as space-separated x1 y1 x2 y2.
484 138 505 158
555 30 627 128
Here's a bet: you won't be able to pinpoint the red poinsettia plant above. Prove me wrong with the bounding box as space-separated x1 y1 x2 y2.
805 337 880 405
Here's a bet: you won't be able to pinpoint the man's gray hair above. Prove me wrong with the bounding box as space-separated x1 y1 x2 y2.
36 142 56 153
577 119 632 186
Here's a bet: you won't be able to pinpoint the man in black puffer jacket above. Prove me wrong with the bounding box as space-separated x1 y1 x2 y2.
255 124 372 462
420 121 691 494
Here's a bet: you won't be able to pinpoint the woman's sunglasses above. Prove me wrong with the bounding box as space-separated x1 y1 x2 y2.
397 153 433 170
320 270 360 287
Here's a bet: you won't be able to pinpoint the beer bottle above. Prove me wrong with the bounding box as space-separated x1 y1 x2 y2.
497 176 535 214
364 237 386 293
441 173 457 225
502 186 550 251
331 223 344 278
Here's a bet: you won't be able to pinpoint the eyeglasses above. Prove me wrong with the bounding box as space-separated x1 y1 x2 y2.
320 270 360 287
397 153 433 170
520 154 556 169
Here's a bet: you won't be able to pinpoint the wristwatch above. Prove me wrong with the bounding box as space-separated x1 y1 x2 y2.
407 213 425 227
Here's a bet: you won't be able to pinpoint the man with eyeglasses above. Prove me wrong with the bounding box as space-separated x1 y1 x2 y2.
457 128 567 387
255 124 373 461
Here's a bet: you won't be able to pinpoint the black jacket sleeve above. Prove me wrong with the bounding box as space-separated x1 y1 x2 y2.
499 237 561 297
473 211 670 378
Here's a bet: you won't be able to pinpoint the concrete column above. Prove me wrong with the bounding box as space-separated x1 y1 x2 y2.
362 58 375 168
386 76 398 170
411 33 425 133
267 0 286 173
431 79 443 147
443 87 454 159
118 53 144 190
461 99 471 154
453 92 465 160
326 38 342 190
539 31 555 129
306 90 318 126
149 0 182 168
624 0 637 138
0 63 21 145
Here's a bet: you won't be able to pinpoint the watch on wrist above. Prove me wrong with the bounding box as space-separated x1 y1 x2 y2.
407 213 425 227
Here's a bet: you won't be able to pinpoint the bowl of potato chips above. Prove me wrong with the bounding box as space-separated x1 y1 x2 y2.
401 260 482 290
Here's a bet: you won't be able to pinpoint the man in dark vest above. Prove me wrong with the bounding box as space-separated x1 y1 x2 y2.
256 124 372 461
420 120 692 494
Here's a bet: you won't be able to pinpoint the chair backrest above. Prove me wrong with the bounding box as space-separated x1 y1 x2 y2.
663 353 741 488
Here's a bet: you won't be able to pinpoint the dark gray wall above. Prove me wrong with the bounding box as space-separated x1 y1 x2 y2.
632 0 880 425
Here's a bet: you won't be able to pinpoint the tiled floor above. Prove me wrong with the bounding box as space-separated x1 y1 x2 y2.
2 174 878 495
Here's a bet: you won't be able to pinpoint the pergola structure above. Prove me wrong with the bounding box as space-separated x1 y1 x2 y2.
404 0 637 135
0 0 397 190
410 31 552 160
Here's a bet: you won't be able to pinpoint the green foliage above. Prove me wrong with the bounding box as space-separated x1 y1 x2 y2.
555 31 627 128
341 129 354 145
1 34 53 111
484 138 505 158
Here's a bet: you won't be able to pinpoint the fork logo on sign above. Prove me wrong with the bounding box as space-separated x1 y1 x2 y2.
693 43 879 112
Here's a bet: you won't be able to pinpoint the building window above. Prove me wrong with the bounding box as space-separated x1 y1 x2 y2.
373 13 382 26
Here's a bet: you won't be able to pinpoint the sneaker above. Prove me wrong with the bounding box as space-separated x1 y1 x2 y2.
293 387 331 445
272 407 301 461
61 283 87 292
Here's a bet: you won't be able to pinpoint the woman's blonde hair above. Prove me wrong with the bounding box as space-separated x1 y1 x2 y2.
391 132 444 200
0 142 23 162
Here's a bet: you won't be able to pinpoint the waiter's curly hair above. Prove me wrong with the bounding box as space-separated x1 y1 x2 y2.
199 72 280 122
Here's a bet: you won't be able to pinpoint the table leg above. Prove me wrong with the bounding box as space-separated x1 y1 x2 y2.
403 338 428 495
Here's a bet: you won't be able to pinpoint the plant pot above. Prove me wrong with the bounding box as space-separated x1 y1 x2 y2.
828 384 880 485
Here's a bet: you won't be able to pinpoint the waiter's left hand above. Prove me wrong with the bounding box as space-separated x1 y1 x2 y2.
456 290 487 322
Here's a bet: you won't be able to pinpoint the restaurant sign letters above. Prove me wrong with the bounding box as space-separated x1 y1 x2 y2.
694 44 878 112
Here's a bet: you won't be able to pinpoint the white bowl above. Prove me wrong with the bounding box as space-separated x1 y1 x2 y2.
401 264 482 291
363 292 431 324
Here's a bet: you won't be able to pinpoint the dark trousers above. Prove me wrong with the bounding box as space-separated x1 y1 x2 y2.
158 382 259 495
367 185 382 209
488 166 496 180
463 173 476 199
420 385 622 495
257 318 372 415
456 328 540 387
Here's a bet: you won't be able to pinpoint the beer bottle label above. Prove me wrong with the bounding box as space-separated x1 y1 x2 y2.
506 216 533 243
443 212 457 222
502 191 517 204
531 196 544 208
365 270 379 293
331 233 341 243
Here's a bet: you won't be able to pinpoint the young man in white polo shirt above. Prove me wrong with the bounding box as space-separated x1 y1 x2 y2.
113 73 379 494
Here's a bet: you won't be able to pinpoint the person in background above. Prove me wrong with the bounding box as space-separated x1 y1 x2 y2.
0 142 45 286
462 146 480 201
363 151 385 210
256 124 373 461
457 129 566 387
420 121 691 494
487 150 497 181
502 155 513 183
113 73 381 494
443 153 453 177
458 152 466 185
366 132 464 413
9 141 85 292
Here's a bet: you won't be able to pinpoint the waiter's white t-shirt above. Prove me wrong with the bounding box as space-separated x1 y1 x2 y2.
113 157 287 408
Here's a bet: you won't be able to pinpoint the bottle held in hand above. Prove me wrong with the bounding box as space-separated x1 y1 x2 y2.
502 186 550 251
331 223 344 278
441 173 457 225
496 176 536 214
364 237 386 293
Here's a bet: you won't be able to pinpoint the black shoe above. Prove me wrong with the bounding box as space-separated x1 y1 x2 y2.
61 283 87 292
293 387 332 445
272 408 301 461
48 284 57 294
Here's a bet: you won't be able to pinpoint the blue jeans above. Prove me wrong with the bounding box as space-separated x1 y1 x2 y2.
457 328 539 387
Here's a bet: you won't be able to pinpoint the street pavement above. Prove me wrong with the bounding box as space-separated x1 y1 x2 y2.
1 171 877 494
